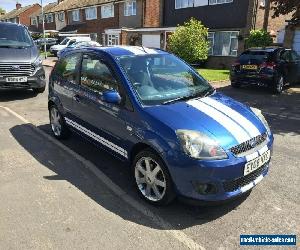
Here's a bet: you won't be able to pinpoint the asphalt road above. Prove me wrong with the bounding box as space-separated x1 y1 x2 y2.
0 67 299 250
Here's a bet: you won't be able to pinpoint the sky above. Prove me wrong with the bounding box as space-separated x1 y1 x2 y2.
0 0 54 12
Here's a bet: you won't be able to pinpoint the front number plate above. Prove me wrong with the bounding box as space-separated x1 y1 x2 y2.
6 77 27 83
244 150 270 176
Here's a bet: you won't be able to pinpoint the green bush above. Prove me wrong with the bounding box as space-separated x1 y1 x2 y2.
168 18 209 64
245 30 273 48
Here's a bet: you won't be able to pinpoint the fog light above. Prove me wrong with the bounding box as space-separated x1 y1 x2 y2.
192 181 218 195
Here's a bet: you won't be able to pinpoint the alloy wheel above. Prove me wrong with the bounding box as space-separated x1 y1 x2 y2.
135 157 167 202
277 76 284 93
50 107 62 137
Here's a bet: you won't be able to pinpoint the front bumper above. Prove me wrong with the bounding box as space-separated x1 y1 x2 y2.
164 135 274 202
0 66 46 90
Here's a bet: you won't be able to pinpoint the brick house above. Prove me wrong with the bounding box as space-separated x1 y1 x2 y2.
143 0 293 69
46 0 122 43
29 2 58 33
0 3 41 26
283 9 300 55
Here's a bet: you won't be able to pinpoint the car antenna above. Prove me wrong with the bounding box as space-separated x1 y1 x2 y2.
141 45 148 53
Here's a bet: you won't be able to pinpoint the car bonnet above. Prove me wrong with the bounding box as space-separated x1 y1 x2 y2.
144 92 267 150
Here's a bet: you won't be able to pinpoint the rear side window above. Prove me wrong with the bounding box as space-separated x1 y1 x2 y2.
80 54 118 94
239 51 271 64
55 53 81 84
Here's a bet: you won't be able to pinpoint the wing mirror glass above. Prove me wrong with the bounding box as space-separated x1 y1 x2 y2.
102 90 121 104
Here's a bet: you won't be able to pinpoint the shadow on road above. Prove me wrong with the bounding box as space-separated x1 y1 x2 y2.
10 123 249 230
0 89 38 102
217 85 300 135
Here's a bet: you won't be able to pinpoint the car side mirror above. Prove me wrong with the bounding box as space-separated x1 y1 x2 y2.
102 90 121 104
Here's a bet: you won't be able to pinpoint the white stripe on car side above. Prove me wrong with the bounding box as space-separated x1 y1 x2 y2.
65 117 128 158
201 97 261 138
187 99 251 144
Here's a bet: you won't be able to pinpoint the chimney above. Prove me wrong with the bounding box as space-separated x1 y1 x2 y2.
16 2 22 10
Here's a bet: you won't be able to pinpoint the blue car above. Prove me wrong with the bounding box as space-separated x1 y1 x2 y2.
48 46 273 205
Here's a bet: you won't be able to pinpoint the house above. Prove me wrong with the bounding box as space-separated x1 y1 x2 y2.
29 2 58 33
282 9 300 55
149 0 293 68
46 0 121 43
0 3 41 27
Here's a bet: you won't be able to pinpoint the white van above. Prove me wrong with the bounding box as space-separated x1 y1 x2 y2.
50 36 91 56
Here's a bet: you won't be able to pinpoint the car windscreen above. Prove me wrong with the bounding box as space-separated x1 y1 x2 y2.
60 38 70 45
0 24 33 48
239 51 272 64
117 54 213 106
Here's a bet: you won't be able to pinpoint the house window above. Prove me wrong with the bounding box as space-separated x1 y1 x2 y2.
72 10 80 22
209 31 238 56
209 0 233 5
208 32 214 55
194 0 208 7
31 17 37 26
101 4 114 18
175 0 193 9
124 0 137 16
58 12 65 22
47 14 54 23
85 7 97 20
107 34 119 46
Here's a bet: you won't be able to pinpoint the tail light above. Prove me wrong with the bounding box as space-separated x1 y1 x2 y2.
261 62 276 70
232 60 240 71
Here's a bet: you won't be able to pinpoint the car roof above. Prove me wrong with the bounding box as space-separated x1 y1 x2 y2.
83 46 168 57
0 22 26 28
247 46 284 53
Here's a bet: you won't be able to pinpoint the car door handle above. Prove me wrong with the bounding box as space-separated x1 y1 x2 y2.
73 94 81 102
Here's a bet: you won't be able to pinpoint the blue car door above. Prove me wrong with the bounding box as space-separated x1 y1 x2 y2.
68 52 134 160
51 52 81 116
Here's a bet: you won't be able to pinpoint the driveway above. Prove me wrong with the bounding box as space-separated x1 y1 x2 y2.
0 67 299 249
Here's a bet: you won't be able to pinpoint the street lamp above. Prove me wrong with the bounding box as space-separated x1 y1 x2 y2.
41 0 47 59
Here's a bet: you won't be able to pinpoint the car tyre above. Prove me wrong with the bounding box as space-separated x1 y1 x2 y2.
133 149 176 206
49 105 70 139
231 81 240 88
273 75 284 94
33 86 46 94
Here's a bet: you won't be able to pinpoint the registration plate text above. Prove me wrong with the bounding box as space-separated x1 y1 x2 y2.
244 150 270 176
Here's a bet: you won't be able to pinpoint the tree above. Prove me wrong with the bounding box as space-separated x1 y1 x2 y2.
168 18 209 64
245 30 273 48
0 7 6 14
271 0 300 20
263 0 271 31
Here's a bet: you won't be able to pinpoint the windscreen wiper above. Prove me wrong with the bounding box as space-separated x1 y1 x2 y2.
162 93 200 105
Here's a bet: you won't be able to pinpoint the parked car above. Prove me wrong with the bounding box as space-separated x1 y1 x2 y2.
35 37 58 50
57 41 101 59
230 47 300 94
50 37 91 56
0 22 46 93
48 46 273 205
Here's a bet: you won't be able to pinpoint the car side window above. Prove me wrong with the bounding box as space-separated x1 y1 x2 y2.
55 53 81 84
68 40 76 46
80 54 118 93
280 51 291 62
290 51 300 62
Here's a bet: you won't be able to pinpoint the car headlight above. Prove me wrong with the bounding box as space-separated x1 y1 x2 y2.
250 107 271 135
33 56 43 67
176 130 227 160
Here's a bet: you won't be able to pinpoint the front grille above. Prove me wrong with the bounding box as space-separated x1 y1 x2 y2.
223 164 267 193
0 63 35 77
230 132 267 156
